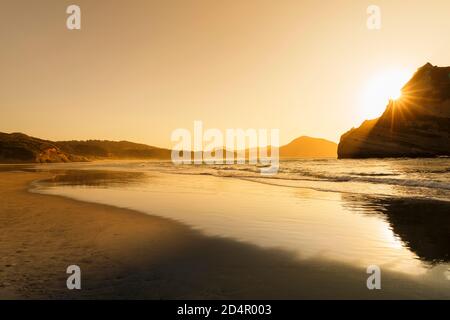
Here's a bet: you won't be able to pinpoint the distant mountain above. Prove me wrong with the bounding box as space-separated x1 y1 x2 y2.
280 136 337 158
190 135 337 160
0 132 171 163
338 63 450 158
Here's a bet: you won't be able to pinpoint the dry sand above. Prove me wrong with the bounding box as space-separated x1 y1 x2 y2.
0 171 447 299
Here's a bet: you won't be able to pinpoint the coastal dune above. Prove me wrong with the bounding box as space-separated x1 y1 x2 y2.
0 171 447 299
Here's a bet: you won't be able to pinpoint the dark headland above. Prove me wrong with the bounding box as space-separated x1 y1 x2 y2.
338 63 450 159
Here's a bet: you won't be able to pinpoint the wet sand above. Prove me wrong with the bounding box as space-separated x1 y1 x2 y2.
0 171 448 299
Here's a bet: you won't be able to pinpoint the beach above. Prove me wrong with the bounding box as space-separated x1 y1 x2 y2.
0 167 449 299
1 0 449 305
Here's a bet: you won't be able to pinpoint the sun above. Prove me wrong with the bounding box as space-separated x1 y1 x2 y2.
361 69 412 120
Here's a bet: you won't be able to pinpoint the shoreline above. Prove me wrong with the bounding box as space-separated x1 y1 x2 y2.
0 171 449 299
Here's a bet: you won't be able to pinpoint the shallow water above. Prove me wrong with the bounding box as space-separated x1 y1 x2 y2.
30 159 450 295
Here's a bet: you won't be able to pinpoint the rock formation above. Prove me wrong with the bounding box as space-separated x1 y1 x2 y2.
338 63 450 158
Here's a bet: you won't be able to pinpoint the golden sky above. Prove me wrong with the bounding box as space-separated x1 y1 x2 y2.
1 0 449 147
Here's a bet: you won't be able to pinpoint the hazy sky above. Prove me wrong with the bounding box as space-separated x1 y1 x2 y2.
1 0 449 147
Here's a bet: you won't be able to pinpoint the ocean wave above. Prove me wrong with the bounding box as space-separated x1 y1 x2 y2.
346 172 400 177
163 165 450 191
350 176 450 190
428 167 450 174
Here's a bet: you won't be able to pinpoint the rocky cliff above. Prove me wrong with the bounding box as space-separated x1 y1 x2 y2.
338 63 450 158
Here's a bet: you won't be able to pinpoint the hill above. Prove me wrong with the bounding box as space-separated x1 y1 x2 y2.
57 140 171 160
0 132 86 163
280 136 337 158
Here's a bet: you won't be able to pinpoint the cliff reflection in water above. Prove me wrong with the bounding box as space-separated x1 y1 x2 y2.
342 193 450 264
